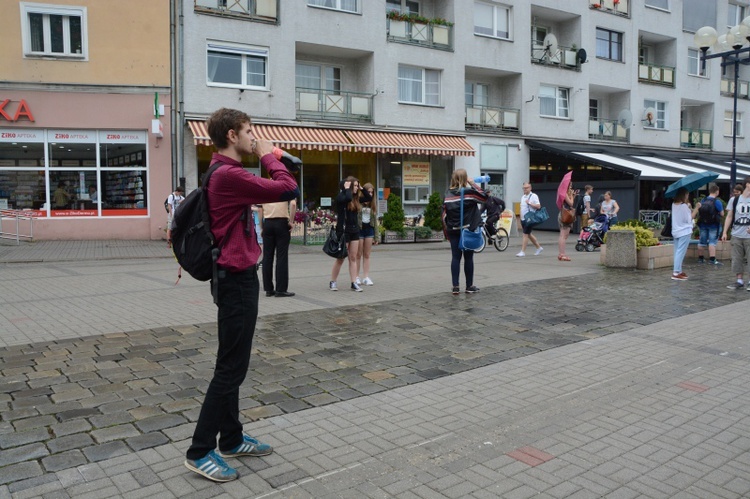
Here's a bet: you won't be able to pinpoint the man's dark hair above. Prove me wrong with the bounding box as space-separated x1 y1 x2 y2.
207 108 252 149
175 186 184 193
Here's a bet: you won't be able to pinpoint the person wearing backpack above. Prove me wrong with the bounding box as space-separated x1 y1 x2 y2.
579 185 594 228
183 108 299 483
694 183 724 265
165 186 185 248
722 176 750 290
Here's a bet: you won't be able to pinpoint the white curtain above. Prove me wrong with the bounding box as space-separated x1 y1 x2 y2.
398 66 422 103
539 86 556 116
296 63 321 89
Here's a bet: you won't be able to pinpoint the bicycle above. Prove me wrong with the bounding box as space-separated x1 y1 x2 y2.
475 220 509 253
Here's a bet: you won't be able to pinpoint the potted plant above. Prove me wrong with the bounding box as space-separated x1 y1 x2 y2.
387 10 408 38
601 220 667 269
382 194 410 242
430 17 453 45
565 44 579 66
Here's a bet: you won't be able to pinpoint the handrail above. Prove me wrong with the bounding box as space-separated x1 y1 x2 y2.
0 209 38 245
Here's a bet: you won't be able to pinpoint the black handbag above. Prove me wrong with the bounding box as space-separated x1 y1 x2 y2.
660 214 672 238
323 227 348 259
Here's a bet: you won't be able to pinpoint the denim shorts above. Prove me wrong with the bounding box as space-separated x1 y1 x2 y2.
360 225 375 238
698 225 720 247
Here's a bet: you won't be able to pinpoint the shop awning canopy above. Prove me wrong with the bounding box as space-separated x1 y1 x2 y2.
186 120 475 156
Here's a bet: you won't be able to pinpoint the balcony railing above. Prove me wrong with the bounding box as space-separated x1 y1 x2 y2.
194 0 277 20
386 19 453 51
680 128 712 149
296 87 373 123
589 118 630 143
589 0 630 17
465 105 520 134
720 78 750 98
638 63 675 87
531 44 581 71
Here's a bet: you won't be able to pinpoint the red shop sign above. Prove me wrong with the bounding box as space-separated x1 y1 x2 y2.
0 99 35 122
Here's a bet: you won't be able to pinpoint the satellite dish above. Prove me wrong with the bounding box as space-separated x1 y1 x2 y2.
617 109 633 128
543 33 558 57
577 48 588 64
642 107 656 126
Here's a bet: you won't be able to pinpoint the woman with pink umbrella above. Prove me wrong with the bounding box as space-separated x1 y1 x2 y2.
557 171 578 262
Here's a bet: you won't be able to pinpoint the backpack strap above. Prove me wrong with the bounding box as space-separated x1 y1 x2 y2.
731 194 740 229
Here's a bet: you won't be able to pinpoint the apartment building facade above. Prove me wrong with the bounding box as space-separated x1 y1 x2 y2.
0 0 172 240
177 0 750 223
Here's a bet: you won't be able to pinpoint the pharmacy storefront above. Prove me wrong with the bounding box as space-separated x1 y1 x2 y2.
0 91 171 240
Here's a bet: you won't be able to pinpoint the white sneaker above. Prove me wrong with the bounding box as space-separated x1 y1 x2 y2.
362 277 374 286
355 277 361 285
329 281 337 291
351 282 363 292
515 251 525 257
534 247 544 256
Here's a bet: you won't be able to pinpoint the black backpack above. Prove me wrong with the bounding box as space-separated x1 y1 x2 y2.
575 194 586 216
164 196 170 213
697 196 720 225
170 162 225 285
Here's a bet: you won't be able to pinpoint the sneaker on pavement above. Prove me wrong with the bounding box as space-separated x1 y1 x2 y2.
329 281 338 291
184 450 238 482
671 273 688 281
534 247 544 256
355 277 361 285
362 277 374 286
351 282 363 292
697 257 705 263
727 282 745 289
465 286 479 294
515 251 525 257
220 435 273 458
452 286 460 295
709 259 723 265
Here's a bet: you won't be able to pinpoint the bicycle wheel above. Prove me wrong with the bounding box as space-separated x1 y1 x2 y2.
493 228 509 251
474 230 487 253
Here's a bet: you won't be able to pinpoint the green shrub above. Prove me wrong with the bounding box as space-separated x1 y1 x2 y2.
423 192 444 231
415 226 433 239
382 194 405 235
607 225 659 249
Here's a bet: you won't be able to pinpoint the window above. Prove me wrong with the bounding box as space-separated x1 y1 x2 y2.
540 85 569 118
596 28 623 61
644 100 668 129
296 63 340 92
206 42 268 89
20 3 87 58
386 0 419 14
729 4 746 27
465 83 489 107
589 99 599 120
474 2 510 39
724 111 743 137
687 48 706 76
308 0 358 13
645 0 668 9
639 45 651 65
398 66 440 106
683 0 716 32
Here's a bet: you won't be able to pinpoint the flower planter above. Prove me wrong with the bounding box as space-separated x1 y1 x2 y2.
389 20 407 38
383 230 414 243
416 230 444 242
601 242 674 270
602 230 637 268
686 240 732 261
432 25 449 45
564 50 578 66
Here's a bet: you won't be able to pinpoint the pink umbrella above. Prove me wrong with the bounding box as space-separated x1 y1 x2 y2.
556 171 573 209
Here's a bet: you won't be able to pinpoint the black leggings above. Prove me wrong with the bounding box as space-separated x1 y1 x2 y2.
447 230 474 287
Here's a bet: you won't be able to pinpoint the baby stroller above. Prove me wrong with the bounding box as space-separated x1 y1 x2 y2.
575 214 609 252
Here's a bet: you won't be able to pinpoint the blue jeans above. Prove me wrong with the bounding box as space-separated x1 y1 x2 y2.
447 230 474 287
187 266 259 460
673 235 690 274
698 225 720 247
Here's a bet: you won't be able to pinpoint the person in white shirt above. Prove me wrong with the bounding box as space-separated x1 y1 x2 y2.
166 186 185 248
670 187 693 281
722 177 750 289
517 182 544 257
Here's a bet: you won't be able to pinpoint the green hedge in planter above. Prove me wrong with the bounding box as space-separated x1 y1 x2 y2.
423 192 443 231
382 194 405 235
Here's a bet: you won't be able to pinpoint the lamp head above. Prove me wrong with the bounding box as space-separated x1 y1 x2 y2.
730 24 750 48
694 26 718 49
717 33 736 52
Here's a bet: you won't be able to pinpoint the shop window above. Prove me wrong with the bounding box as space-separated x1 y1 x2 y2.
21 2 87 59
207 41 269 90
300 149 340 212
49 171 98 216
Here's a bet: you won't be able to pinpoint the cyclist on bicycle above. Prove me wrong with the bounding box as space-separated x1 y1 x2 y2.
484 192 506 239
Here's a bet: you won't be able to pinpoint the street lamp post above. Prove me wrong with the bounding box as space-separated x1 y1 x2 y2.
694 19 750 188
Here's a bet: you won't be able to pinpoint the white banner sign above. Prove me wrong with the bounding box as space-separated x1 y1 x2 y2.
48 130 96 143
98 130 147 143
0 128 44 143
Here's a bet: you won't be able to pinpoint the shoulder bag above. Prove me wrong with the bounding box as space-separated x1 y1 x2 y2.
323 227 348 259
560 205 575 225
523 205 549 226
458 188 484 251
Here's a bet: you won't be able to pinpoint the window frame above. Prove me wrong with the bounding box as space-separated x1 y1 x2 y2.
687 48 707 77
308 0 360 14
474 1 511 40
386 0 419 14
644 0 669 11
724 110 744 138
595 28 623 62
20 2 88 59
539 85 570 119
206 41 270 91
465 82 489 107
398 65 442 107
295 62 341 93
728 3 746 28
644 99 668 129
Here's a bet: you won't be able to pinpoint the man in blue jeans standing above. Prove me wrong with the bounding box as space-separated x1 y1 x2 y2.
695 183 724 265
184 108 299 482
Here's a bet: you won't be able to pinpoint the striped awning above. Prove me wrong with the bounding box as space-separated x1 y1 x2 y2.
187 120 211 146
346 130 475 156
186 120 475 156
251 124 350 151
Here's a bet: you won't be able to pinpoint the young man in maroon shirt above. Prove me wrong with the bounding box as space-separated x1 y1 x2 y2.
184 108 299 482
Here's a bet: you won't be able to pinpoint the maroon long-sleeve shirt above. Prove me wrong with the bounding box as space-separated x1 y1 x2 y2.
207 152 299 272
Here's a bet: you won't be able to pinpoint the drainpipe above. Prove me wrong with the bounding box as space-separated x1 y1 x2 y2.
169 0 178 187
177 0 185 187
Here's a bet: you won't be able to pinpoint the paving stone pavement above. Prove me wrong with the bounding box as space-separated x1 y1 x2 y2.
1 238 749 497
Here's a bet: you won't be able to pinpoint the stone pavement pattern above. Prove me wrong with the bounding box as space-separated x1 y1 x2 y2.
0 239 749 497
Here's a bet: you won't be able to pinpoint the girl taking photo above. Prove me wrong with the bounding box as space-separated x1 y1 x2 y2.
330 177 371 292
356 182 378 286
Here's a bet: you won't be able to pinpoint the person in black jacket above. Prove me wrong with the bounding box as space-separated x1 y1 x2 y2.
330 176 372 292
442 169 488 295
484 192 505 239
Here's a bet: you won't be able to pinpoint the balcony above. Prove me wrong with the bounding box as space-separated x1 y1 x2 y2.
194 0 277 21
465 105 520 134
589 118 629 143
386 16 453 51
721 78 750 99
531 44 581 71
638 63 675 87
680 128 712 150
589 0 629 17
296 88 373 123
